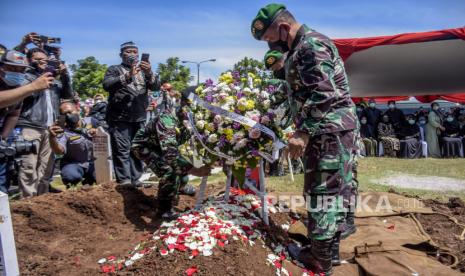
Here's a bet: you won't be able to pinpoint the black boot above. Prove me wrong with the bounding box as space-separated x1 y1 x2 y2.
341 212 356 239
331 232 341 266
288 239 333 275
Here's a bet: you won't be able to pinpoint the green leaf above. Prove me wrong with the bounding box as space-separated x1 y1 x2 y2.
246 157 258 169
232 167 246 188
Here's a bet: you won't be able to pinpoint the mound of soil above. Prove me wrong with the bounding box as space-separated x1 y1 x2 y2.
416 197 465 273
12 183 222 276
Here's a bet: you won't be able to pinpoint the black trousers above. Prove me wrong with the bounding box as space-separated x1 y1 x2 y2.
109 121 144 184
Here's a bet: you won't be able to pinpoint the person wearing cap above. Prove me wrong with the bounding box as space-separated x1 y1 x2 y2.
103 41 160 188
251 4 359 274
132 87 210 220
89 94 108 129
0 50 54 194
48 101 98 188
13 47 73 198
361 99 382 138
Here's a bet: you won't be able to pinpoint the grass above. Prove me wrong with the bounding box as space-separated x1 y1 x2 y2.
193 158 465 202
47 158 465 202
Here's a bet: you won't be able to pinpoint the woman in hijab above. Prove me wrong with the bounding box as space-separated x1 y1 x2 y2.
442 112 463 158
425 102 444 158
360 115 377 156
398 115 421 158
378 114 400 157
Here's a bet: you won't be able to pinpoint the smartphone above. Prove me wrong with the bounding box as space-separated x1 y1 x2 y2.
141 53 150 62
39 35 49 44
57 115 66 128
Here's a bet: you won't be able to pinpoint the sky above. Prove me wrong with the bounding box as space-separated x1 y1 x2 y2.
1 0 464 84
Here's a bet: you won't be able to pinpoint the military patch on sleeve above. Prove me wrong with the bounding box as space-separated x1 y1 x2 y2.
70 135 81 141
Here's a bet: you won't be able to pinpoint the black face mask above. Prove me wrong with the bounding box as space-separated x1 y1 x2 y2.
268 40 289 53
65 113 80 129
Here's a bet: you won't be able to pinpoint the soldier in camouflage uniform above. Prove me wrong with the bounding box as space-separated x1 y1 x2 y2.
131 87 211 220
252 4 359 274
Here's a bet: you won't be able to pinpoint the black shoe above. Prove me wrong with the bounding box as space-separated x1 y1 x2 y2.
287 243 303 261
341 212 357 240
331 233 341 266
133 180 152 188
179 184 196 196
158 208 180 221
48 185 62 193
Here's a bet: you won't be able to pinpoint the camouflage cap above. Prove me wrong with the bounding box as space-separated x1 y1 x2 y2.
264 50 284 69
251 3 286 40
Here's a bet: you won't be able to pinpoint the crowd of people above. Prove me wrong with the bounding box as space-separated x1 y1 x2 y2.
355 100 465 159
0 34 208 203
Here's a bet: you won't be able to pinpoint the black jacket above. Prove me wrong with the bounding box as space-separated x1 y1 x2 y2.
103 64 160 123
89 101 108 126
16 71 73 129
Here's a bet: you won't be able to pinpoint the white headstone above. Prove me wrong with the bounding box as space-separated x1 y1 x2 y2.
93 127 113 184
0 192 19 276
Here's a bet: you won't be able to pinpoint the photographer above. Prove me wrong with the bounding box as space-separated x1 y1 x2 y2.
103 41 160 187
89 94 108 129
48 101 97 188
0 50 54 194
15 47 73 197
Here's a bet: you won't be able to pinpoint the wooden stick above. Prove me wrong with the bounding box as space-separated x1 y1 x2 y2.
259 159 269 225
195 176 208 210
287 155 294 182
224 166 232 202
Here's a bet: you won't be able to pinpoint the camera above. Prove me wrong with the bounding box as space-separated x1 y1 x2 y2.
39 35 61 45
0 136 39 159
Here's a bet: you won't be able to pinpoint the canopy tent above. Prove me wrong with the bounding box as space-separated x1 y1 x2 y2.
333 27 465 104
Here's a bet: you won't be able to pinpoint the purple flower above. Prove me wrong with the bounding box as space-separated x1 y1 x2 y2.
233 122 241 129
205 93 214 102
267 112 275 120
205 79 214 87
251 149 259 157
232 70 240 80
236 92 244 99
266 85 276 93
218 136 227 147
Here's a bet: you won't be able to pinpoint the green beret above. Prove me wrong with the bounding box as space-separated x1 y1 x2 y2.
264 50 284 69
251 3 286 40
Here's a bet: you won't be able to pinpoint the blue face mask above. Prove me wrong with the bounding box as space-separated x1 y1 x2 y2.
2 71 27 87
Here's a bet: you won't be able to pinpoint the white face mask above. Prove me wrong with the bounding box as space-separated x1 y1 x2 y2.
369 103 376 108
433 106 439 111
419 120 426 125
389 104 395 109
361 120 367 124
408 120 416 125
447 117 453 122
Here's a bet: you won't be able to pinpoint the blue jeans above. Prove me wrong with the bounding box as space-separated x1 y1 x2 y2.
61 162 95 187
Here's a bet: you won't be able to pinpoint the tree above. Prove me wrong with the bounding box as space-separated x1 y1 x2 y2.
230 57 271 79
156 57 192 91
70 56 108 98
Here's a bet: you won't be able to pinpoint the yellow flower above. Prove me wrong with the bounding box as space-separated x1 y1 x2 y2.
223 129 234 141
246 100 255 110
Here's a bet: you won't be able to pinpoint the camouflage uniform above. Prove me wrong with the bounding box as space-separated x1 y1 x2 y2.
131 105 192 212
284 25 359 241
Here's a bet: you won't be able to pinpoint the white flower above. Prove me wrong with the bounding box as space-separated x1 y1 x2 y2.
252 88 260 95
263 99 271 109
196 120 206 130
260 91 269 99
214 115 223 125
195 113 203 120
233 138 248 150
207 134 218 143
242 87 252 94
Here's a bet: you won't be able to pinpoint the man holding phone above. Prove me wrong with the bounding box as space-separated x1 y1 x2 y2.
103 41 160 188
15 47 73 197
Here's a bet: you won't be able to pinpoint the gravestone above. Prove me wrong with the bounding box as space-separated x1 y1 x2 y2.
0 192 19 276
93 127 113 184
